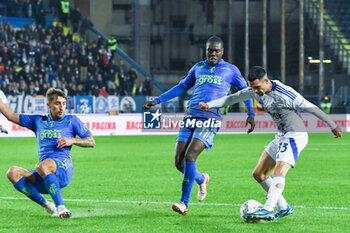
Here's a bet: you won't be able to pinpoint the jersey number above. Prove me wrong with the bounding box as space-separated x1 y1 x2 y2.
279 143 288 153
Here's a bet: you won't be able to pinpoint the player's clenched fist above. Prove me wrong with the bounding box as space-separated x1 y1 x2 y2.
144 100 156 109
199 102 209 111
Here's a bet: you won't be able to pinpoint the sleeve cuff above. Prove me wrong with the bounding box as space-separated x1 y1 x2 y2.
154 98 160 104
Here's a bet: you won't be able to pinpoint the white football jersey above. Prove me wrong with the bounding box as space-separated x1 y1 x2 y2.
208 80 336 133
0 89 7 104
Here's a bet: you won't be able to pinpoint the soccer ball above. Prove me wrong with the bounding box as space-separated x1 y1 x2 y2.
240 200 263 223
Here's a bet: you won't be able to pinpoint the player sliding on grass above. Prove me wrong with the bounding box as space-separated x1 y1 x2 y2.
144 36 255 215
0 88 95 218
200 66 342 221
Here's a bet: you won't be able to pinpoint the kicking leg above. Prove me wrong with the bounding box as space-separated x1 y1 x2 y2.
252 151 288 210
263 162 291 211
36 159 71 218
6 166 57 216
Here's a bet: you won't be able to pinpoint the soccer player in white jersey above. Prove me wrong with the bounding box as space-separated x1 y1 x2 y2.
0 89 8 134
199 66 342 221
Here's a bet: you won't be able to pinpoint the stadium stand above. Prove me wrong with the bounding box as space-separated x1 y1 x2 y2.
0 1 156 99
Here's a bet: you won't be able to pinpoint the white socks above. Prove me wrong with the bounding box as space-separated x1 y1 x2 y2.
260 176 287 211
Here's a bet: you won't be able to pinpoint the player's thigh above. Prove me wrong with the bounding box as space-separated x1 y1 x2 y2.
276 133 308 168
192 124 219 152
53 158 73 188
185 138 207 162
6 166 36 184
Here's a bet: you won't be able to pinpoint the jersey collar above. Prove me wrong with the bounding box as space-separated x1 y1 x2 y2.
48 114 66 122
205 59 224 67
271 81 276 91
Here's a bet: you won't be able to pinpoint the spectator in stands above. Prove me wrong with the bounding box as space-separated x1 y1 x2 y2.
80 16 93 39
92 86 99 97
78 47 88 82
108 35 117 61
60 0 70 26
99 86 108 97
1 82 9 95
28 82 37 96
124 75 133 96
70 8 81 33
320 96 332 114
136 81 146 96
143 76 153 96
119 59 127 73
35 8 46 28
50 0 60 18
85 74 95 95
118 68 126 96
76 84 85 96
127 67 137 92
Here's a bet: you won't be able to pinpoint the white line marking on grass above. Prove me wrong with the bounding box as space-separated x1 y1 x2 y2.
1 197 349 211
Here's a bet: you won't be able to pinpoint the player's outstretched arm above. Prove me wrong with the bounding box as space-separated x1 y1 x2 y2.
199 102 256 133
298 99 342 138
57 136 95 149
0 98 20 124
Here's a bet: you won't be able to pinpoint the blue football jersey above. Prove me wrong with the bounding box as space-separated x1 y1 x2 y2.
179 59 254 119
20 114 92 162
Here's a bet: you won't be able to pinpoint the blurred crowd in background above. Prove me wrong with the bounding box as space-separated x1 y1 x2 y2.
0 0 154 98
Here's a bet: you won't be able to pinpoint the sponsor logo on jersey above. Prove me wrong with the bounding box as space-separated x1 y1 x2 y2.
198 75 222 85
40 129 62 140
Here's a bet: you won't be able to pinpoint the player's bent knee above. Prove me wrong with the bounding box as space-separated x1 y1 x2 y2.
6 166 22 183
36 162 49 177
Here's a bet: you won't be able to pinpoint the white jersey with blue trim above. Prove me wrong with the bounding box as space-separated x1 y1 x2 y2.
208 80 337 133
0 89 7 104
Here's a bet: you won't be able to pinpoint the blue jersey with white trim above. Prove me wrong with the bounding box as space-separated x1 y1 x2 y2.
207 80 336 133
19 114 91 162
179 59 253 119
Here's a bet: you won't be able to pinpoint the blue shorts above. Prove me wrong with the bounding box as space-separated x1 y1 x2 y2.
29 158 73 194
176 117 220 151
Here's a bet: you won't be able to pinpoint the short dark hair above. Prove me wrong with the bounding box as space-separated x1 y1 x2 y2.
206 36 224 48
46 88 66 102
247 66 266 82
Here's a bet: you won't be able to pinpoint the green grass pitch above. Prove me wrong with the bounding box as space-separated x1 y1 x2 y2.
0 133 349 232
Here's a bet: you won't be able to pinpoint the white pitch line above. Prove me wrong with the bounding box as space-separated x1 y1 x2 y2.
1 197 349 211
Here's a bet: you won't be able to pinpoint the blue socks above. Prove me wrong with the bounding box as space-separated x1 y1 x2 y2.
43 173 64 207
177 165 205 185
13 177 46 205
181 162 203 207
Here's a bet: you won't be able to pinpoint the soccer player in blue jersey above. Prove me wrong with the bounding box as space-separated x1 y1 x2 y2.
0 88 95 218
144 36 255 215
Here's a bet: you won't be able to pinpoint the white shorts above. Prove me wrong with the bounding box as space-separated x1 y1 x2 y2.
265 132 308 167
